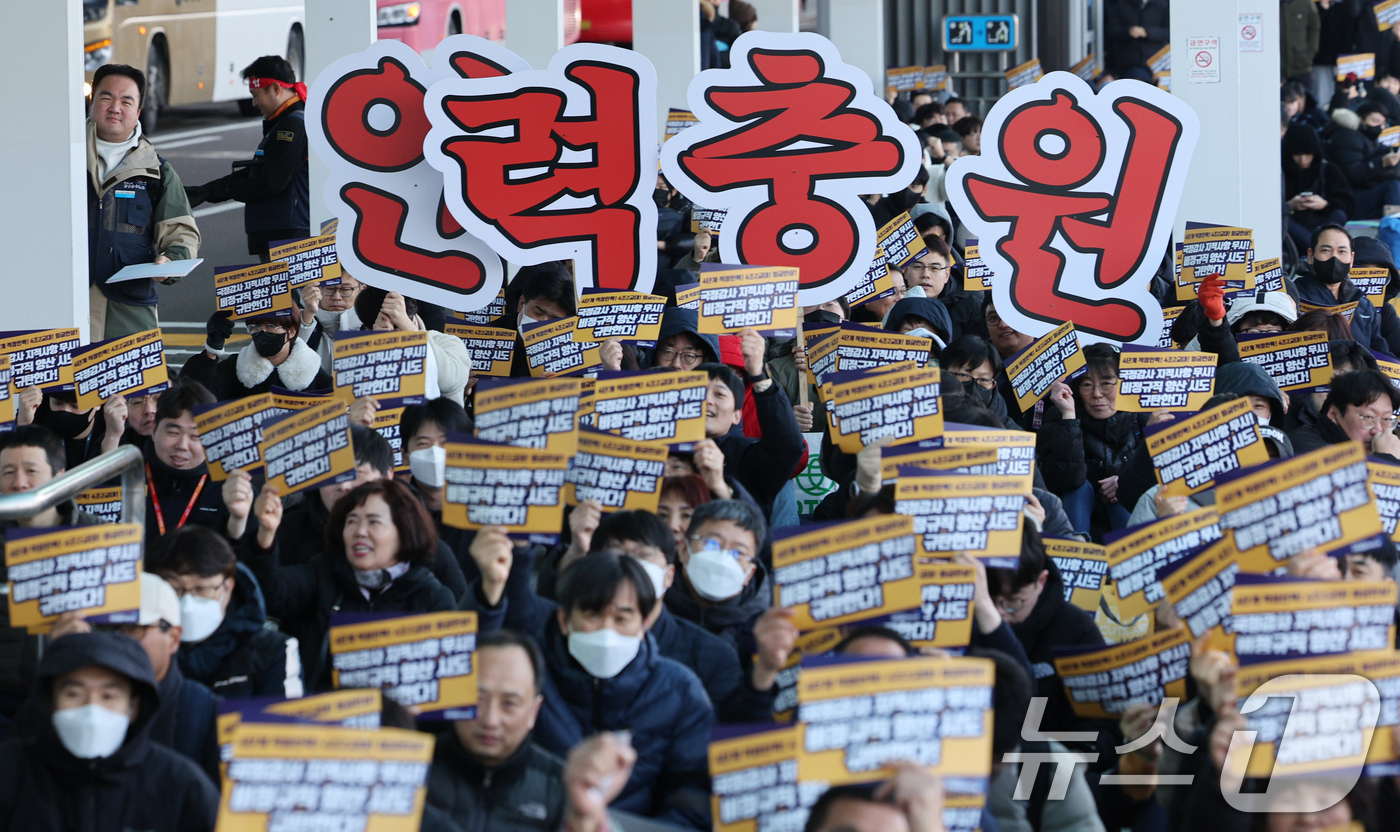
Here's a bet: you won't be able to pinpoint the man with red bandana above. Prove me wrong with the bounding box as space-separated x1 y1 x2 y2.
187 56 309 261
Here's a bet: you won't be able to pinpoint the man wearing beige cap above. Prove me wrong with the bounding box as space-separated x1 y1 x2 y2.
52 572 219 782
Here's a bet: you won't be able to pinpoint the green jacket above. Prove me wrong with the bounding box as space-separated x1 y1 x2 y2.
1281 0 1321 81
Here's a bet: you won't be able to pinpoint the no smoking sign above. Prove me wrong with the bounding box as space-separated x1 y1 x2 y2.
1239 13 1264 53
1187 36 1221 83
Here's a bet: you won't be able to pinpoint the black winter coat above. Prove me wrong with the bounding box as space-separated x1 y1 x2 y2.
426 730 566 832
143 442 228 544
177 562 303 699
714 382 804 520
1326 127 1399 189
1105 0 1170 73
1010 564 1108 737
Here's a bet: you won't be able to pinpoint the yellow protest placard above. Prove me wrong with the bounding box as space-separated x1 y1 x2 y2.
1237 329 1332 393
441 437 570 538
1297 299 1360 324
1053 627 1193 719
1232 577 1396 664
74 487 123 524
258 400 355 495
449 286 507 326
1337 52 1376 80
1004 322 1085 412
1096 581 1154 645
1158 540 1236 644
772 627 846 722
444 322 515 378
1369 460 1400 542
877 560 978 649
262 688 383 726
372 405 409 473
1149 44 1171 77
1070 54 1098 81
0 328 80 392
269 387 332 412
472 377 581 456
520 316 601 377
331 330 428 406
665 108 699 138
5 524 142 634
876 212 928 269
1156 306 1186 349
885 66 926 92
590 371 708 447
962 240 993 291
0 355 11 428
1176 223 1254 301
214 262 294 320
575 291 666 342
796 656 994 784
808 323 933 388
1216 442 1383 573
268 233 341 287
923 65 948 91
1004 58 1043 89
1106 507 1223 620
691 207 727 234
696 265 800 336
675 283 702 310
1114 347 1216 412
1379 0 1400 30
828 366 942 454
194 394 279 481
217 723 433 832
563 428 669 512
846 246 895 308
1346 266 1390 307
940 427 1037 479
71 329 169 410
709 725 800 832
879 440 1003 484
894 472 1028 563
330 611 478 718
1144 397 1268 496
1044 537 1109 613
772 514 918 631
1250 256 1285 293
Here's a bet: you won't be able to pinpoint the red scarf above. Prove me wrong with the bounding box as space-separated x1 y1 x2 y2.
248 76 308 103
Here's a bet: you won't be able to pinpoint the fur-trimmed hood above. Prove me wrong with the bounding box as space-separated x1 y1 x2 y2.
235 337 322 391
1331 107 1361 131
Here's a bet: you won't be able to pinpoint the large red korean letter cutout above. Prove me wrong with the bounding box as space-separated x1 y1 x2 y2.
947 73 1199 345
422 45 659 295
660 32 922 306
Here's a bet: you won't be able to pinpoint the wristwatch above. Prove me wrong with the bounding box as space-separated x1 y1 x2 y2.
745 370 769 385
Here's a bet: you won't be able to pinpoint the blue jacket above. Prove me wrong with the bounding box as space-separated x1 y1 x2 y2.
533 624 714 829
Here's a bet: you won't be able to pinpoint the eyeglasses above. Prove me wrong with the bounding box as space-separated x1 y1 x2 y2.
246 321 290 334
656 347 704 367
1354 412 1400 430
320 285 358 297
950 369 996 390
168 577 228 600
905 261 951 274
1077 379 1118 396
99 621 172 637
1238 325 1284 334
687 535 753 563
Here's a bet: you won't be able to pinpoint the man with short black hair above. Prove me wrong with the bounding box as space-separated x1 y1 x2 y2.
1294 224 1397 357
86 64 200 340
427 629 566 832
187 55 309 260
1289 368 1400 459
141 381 229 542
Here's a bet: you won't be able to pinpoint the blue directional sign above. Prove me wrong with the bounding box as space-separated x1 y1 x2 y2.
943 15 1019 52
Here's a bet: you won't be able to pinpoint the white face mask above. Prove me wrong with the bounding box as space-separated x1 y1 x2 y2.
634 558 669 601
179 593 225 644
518 312 543 335
905 327 937 341
52 703 131 759
567 627 642 679
314 309 342 331
409 446 446 489
685 543 748 602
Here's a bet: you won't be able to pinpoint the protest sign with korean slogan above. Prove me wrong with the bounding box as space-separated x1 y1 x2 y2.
423 42 660 296
575 290 666 343
708 724 805 832
1003 322 1086 412
666 107 699 138
373 406 410 473
5 524 142 634
448 288 507 327
1045 537 1109 612
879 439 1002 485
1105 507 1223 620
1349 266 1390 308
214 262 294 320
961 240 993 291
563 427 669 513
1369 460 1400 542
661 31 922 306
875 212 928 270
1053 626 1192 718
845 247 895 308
521 317 602 378
894 470 1029 566
332 330 428 407
1114 346 1216 412
696 264 800 338
0 355 12 431
807 323 934 387
217 721 433 832
1298 299 1360 324
1005 58 1044 89
307 37 514 313
1175 222 1254 301
1158 540 1237 644
195 394 281 481
1145 397 1268 497
473 377 581 455
442 434 570 543
330 611 478 719
1232 575 1397 665
74 487 122 524
872 560 978 649
1215 442 1384 573
444 322 515 378
772 514 919 631
1155 306 1185 349
269 386 334 415
948 72 1198 345
589 370 708 448
941 423 1038 479
258 401 355 496
1237 330 1333 393
827 365 942 454
218 691 387 767
71 330 169 410
0 328 80 393
1249 256 1285 294
1337 52 1377 79
269 233 341 288
885 65 926 93
796 655 994 784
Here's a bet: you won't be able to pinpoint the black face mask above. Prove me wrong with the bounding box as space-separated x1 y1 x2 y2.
1361 124 1385 142
251 330 289 358
653 188 671 209
40 408 93 440
963 379 996 406
1312 256 1351 285
804 309 843 325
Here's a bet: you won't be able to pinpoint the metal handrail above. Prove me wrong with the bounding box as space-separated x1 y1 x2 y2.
0 444 145 527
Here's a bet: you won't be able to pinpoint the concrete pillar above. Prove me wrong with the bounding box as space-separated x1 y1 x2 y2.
506 0 566 71
823 0 884 100
1170 0 1281 259
305 0 376 229
634 0 700 135
0 0 87 336
749 0 800 33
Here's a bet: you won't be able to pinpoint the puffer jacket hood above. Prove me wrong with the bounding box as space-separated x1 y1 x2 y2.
656 307 721 364
1352 235 1400 300
1215 362 1286 425
177 562 269 680
32 632 161 765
